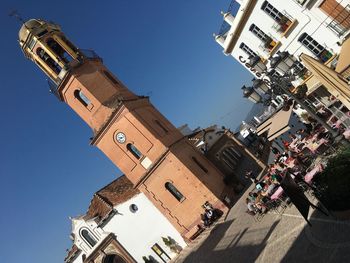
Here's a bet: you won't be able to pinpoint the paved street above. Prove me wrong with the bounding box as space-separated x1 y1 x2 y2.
174 186 350 263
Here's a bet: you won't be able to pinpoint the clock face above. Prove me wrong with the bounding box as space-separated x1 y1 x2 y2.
116 132 126 144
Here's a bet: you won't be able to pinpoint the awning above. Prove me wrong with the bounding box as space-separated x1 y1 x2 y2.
335 37 350 74
300 53 350 109
256 106 294 141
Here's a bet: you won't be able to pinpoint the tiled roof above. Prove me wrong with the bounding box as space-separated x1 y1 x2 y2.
84 175 140 223
64 244 81 263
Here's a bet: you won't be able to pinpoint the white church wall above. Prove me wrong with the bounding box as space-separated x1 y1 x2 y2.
102 193 187 262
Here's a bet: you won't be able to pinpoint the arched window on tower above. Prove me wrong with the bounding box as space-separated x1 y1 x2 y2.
126 143 143 159
81 229 97 247
165 182 185 202
74 90 91 108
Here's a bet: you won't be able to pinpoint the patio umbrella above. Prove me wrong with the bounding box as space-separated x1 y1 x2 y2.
300 53 350 108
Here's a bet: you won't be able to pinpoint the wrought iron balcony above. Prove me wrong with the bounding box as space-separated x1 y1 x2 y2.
272 11 296 36
80 49 101 60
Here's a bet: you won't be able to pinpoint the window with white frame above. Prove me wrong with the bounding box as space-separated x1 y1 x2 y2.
261 1 283 22
239 43 257 57
298 33 332 62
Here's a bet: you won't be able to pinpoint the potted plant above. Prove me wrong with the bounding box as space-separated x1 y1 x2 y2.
162 236 182 254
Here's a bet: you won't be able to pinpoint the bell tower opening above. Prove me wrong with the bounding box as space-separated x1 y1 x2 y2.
46 37 74 63
36 47 62 74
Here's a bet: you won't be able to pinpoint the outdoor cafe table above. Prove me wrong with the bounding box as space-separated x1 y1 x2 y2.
304 163 324 183
270 173 298 200
304 138 328 154
270 186 284 200
343 128 350 140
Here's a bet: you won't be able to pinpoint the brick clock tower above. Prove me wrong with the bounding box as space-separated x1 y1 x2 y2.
19 19 233 239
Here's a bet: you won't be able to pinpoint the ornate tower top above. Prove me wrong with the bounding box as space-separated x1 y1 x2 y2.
19 19 82 83
18 18 137 132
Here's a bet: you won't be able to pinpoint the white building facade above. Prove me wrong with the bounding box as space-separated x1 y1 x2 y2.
215 0 350 79
65 176 187 263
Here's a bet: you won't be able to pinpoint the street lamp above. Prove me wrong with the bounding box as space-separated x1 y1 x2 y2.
252 78 270 94
268 73 339 138
269 51 296 76
242 85 262 103
249 55 267 73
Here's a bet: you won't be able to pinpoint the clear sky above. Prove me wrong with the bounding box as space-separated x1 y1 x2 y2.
0 1 254 262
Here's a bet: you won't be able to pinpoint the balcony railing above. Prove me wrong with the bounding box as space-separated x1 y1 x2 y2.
80 49 101 60
272 11 295 36
259 34 279 55
217 0 237 37
327 5 350 37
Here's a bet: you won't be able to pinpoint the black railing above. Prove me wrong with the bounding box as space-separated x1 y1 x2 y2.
80 49 101 60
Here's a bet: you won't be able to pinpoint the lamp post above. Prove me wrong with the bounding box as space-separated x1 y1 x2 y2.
249 55 267 73
242 52 348 144
269 51 296 76
241 85 262 103
268 73 339 138
252 78 270 94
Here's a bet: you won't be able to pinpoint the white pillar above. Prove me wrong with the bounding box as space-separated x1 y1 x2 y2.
222 11 235 26
214 34 225 48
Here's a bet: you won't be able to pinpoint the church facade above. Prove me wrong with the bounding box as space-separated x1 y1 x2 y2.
65 176 186 263
19 19 234 240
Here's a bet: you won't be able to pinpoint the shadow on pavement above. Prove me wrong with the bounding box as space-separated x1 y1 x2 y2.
280 209 350 263
183 219 280 263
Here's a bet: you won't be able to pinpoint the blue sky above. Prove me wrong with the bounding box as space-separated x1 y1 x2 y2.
0 1 254 262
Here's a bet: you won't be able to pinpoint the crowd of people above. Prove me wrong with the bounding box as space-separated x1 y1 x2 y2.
245 122 335 217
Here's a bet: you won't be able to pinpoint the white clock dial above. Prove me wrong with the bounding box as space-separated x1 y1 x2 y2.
116 132 126 143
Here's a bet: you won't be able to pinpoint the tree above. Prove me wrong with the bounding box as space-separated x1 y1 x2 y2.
162 236 182 254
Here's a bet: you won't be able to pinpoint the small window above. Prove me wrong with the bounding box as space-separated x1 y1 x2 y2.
81 229 97 247
129 204 138 213
249 24 269 42
126 143 143 159
192 157 208 173
74 90 91 107
298 33 332 62
165 182 185 202
239 43 257 57
261 1 283 22
104 70 119 85
151 243 171 263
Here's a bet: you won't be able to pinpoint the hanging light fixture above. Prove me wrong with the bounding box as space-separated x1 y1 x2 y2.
252 78 270 94
249 55 267 73
269 51 296 76
242 85 262 103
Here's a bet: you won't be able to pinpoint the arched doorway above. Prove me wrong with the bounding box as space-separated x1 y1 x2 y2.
103 254 127 263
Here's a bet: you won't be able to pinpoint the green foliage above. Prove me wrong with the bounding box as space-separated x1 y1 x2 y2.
313 148 350 211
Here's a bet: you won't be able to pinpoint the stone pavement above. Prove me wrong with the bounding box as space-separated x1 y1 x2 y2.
173 187 350 263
